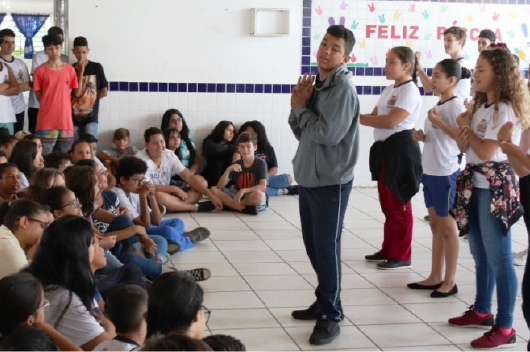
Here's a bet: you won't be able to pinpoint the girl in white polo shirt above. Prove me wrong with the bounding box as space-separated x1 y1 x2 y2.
448 47 530 349
361 46 422 270
407 59 468 298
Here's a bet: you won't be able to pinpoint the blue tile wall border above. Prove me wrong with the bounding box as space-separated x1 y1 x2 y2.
108 0 530 96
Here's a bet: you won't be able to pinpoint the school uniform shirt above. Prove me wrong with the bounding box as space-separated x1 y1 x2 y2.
455 58 471 102
136 148 185 186
33 64 78 131
422 96 466 176
0 62 16 123
71 61 108 125
466 102 521 188
19 172 29 190
0 56 30 114
179 139 196 168
94 336 140 351
0 225 28 279
111 186 144 219
45 287 105 347
374 80 422 142
28 50 69 109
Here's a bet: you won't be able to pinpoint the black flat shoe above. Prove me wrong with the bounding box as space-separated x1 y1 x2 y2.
431 284 458 298
407 282 443 290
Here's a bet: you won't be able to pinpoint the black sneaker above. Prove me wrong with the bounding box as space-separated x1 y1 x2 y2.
242 205 258 215
292 302 344 321
286 185 299 195
197 201 216 212
167 242 181 255
365 251 387 263
184 268 211 282
309 317 340 345
377 260 411 270
185 227 210 243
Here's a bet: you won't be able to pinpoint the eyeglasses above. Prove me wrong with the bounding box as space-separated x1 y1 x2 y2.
130 177 146 184
28 217 51 230
37 299 50 312
201 305 211 324
169 117 183 123
61 197 80 209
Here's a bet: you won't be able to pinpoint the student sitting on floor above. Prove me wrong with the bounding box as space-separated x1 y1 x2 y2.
98 128 139 174
212 131 267 215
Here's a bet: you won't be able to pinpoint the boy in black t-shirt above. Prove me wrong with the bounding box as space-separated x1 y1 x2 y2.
71 36 108 139
211 131 267 215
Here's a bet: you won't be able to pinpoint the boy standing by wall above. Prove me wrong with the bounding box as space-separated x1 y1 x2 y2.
288 25 359 345
71 36 108 139
33 34 83 154
0 29 30 133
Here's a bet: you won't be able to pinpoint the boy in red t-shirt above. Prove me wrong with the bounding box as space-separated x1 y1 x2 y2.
33 34 82 154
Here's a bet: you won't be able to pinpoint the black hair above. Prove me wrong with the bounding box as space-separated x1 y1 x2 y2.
26 215 96 327
44 151 71 170
144 127 163 143
390 46 418 85
23 134 41 143
236 131 257 145
0 325 57 351
0 272 43 336
79 133 98 144
0 132 17 148
75 158 96 169
0 162 18 178
435 59 471 84
65 166 97 216
163 128 182 158
147 272 204 338
47 26 64 37
204 121 235 146
41 186 70 213
9 139 38 178
443 26 467 47
27 168 65 202
479 29 496 43
0 199 47 231
73 36 88 47
114 128 131 140
326 25 356 56
42 34 62 48
203 335 246 351
105 285 148 334
238 121 271 153
116 156 147 182
161 109 196 163
141 334 212 351
0 29 16 45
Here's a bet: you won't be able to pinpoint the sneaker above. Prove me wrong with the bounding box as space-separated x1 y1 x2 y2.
309 317 340 345
513 249 528 267
185 227 210 243
286 185 299 195
242 205 258 215
448 305 494 328
167 242 181 255
470 326 516 349
377 260 411 270
184 268 211 282
292 302 344 321
365 252 387 263
197 201 216 212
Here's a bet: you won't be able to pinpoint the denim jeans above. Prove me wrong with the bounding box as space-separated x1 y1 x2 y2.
147 218 194 251
266 174 291 197
74 122 99 139
468 188 518 328
107 214 168 277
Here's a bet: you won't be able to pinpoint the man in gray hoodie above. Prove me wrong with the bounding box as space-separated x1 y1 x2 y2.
288 25 359 345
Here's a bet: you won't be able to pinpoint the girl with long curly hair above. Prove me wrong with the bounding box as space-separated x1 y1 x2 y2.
449 46 530 349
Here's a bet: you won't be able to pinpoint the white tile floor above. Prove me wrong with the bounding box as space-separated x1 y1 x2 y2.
167 189 530 351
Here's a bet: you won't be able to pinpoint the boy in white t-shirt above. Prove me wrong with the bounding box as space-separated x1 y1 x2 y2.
135 127 223 213
416 26 471 102
94 285 147 351
0 29 30 134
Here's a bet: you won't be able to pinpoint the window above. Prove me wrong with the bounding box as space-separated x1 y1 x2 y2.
0 14 51 58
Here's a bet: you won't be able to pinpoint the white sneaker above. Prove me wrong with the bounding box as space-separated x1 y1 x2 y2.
513 249 528 267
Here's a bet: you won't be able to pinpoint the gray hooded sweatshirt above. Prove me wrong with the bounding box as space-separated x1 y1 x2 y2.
288 64 360 188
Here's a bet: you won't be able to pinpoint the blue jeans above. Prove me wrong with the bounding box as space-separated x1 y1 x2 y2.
147 218 194 251
74 122 98 139
266 174 291 197
468 188 518 328
107 215 167 277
